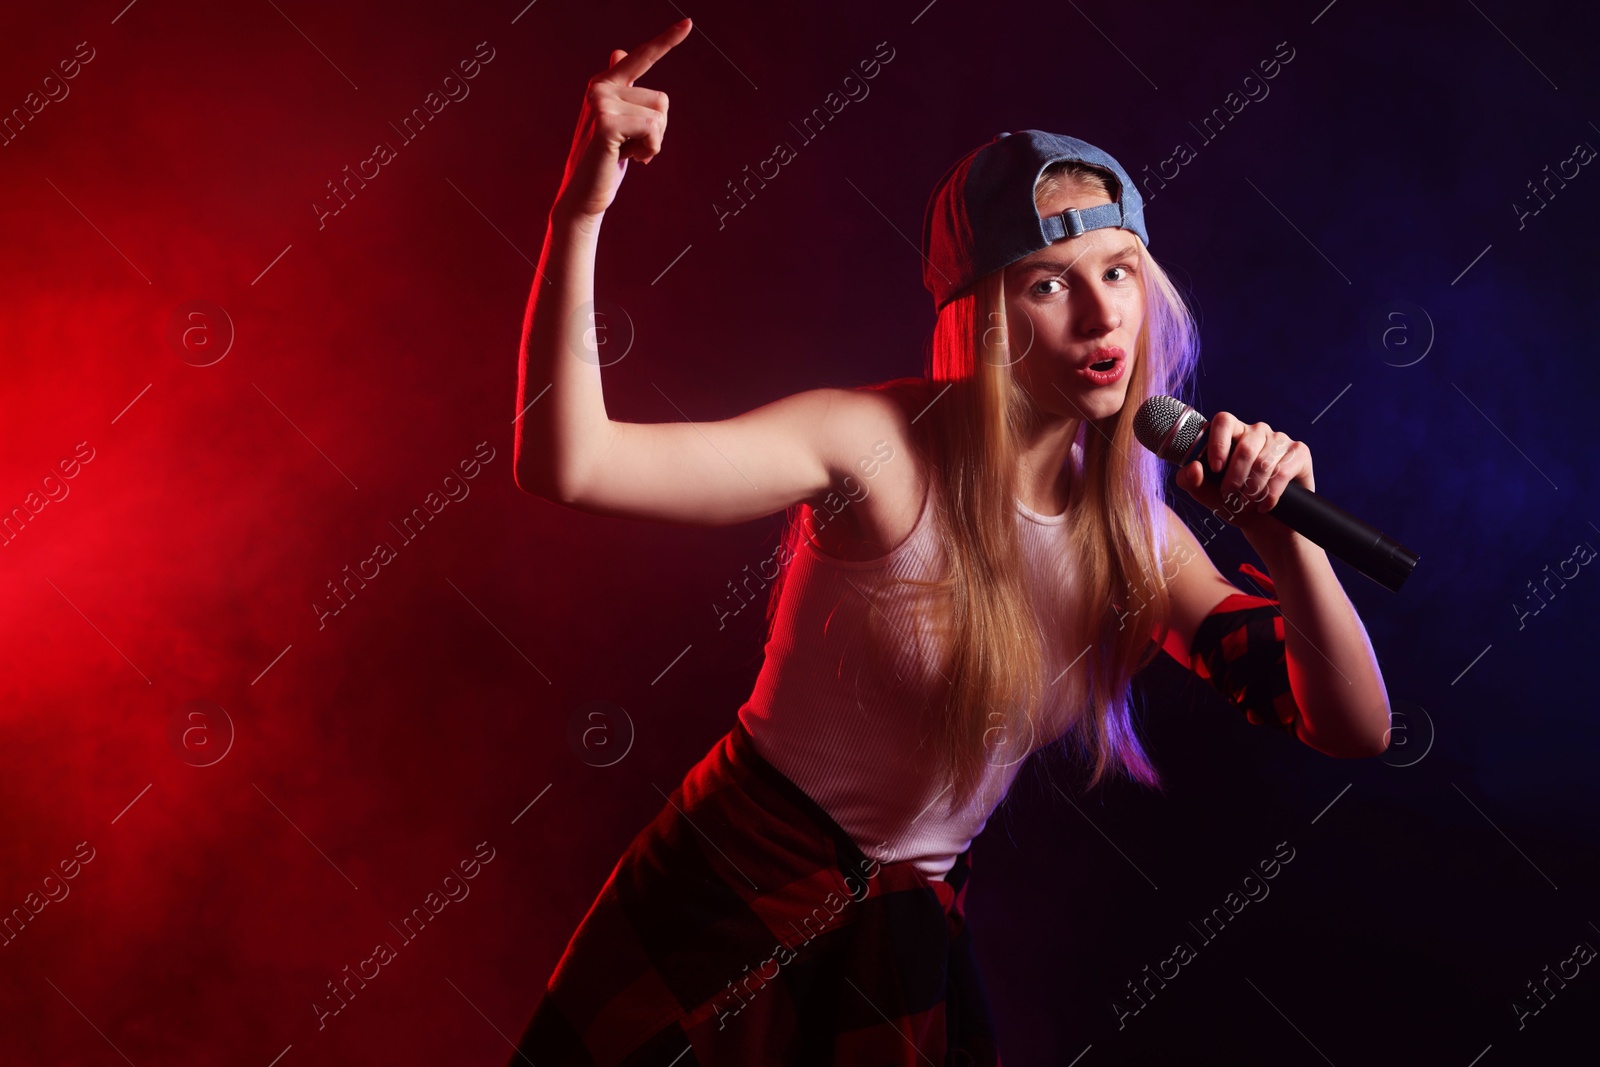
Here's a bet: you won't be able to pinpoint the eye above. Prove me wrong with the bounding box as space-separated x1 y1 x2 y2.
1105 264 1135 283
1031 277 1064 297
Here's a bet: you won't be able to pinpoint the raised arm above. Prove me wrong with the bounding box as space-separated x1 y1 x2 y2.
513 19 690 503
1160 407 1393 758
513 19 898 527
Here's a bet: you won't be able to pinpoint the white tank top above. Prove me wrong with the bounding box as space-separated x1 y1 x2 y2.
736 472 1084 881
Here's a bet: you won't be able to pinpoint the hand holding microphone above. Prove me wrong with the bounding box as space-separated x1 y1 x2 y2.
1133 396 1420 592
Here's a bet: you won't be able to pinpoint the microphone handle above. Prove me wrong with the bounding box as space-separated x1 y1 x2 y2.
1183 427 1420 593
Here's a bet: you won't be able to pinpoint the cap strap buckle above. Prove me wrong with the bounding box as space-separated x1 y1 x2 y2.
1042 202 1126 241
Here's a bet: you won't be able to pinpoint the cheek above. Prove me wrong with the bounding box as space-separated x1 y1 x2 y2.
1127 296 1146 333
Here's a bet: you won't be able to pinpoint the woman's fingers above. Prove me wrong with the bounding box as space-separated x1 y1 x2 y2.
1266 439 1314 505
1180 414 1314 520
555 20 689 218
1256 440 1312 511
1222 424 1267 504
594 38 675 165
1236 430 1283 502
1206 411 1234 474
602 19 692 88
1210 413 1264 503
609 102 666 163
1212 416 1315 514
614 84 669 113
585 81 666 155
612 86 669 163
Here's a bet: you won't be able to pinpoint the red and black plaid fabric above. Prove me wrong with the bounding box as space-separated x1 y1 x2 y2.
1178 562 1300 732
511 718 1002 1067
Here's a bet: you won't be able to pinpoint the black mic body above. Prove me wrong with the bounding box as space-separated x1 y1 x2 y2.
1133 396 1420 593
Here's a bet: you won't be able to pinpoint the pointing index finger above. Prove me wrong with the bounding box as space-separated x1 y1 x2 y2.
606 19 693 87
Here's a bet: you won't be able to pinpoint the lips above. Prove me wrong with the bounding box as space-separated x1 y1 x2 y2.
1081 346 1125 372
1074 346 1127 386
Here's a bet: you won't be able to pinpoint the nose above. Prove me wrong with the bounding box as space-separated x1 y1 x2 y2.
1073 283 1121 338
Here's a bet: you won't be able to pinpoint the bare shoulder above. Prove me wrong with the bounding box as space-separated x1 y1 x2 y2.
805 380 933 563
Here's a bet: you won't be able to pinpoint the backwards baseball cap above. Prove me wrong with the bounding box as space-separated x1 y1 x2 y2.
920 130 1149 312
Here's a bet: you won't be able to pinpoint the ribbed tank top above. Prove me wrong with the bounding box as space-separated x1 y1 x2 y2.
736 472 1084 881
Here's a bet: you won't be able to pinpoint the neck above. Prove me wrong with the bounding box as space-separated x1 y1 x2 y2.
1015 407 1083 515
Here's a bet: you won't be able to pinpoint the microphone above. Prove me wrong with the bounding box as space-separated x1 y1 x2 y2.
1133 395 1420 592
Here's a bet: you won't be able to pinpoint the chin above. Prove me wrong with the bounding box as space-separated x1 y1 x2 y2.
1071 387 1131 421
1022 371 1133 421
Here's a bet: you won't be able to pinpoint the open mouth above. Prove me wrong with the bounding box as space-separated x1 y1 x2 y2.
1075 350 1126 386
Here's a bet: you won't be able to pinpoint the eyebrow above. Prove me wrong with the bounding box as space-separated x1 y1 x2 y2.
1016 243 1140 276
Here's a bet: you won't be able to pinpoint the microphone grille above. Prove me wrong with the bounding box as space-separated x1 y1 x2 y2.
1133 395 1199 461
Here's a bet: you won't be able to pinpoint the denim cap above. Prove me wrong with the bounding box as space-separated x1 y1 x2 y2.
920 130 1149 312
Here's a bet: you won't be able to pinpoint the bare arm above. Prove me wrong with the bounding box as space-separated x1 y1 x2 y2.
1160 502 1390 759
1154 502 1241 664
513 207 886 524
1169 410 1392 758
513 19 897 526
565 386 902 526
513 20 688 501
1245 530 1390 758
513 209 605 500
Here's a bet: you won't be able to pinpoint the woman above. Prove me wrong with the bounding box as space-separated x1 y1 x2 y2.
509 19 1392 1066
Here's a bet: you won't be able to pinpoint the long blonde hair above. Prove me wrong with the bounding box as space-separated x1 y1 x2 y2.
764 161 1201 812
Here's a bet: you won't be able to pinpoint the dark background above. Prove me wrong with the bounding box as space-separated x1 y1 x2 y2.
2 0 1597 1064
